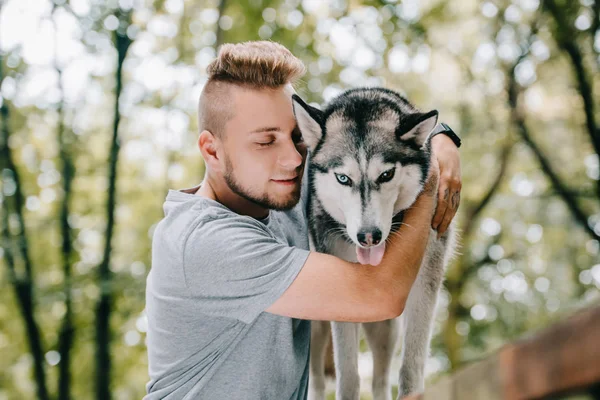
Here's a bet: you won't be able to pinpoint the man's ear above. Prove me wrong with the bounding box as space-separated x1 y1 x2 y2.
292 94 324 151
397 110 439 147
198 130 222 172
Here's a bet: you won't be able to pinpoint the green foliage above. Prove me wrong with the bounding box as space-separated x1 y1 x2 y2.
1 0 599 398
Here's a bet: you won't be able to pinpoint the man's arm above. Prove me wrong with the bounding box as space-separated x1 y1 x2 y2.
266 162 439 323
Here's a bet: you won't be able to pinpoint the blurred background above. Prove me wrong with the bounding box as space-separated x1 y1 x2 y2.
1 0 599 399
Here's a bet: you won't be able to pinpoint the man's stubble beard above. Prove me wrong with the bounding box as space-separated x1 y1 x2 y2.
223 155 302 211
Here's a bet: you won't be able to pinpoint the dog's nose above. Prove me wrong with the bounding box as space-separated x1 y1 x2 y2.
372 229 382 245
357 229 382 246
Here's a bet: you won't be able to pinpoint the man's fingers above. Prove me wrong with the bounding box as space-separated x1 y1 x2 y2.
450 190 461 211
438 207 455 237
437 191 460 238
432 186 449 229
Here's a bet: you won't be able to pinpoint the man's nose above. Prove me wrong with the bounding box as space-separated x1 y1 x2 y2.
278 140 303 170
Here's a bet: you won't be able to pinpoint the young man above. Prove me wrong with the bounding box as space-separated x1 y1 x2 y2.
144 41 461 399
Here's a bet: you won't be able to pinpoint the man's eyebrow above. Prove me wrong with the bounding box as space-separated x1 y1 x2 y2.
249 126 281 134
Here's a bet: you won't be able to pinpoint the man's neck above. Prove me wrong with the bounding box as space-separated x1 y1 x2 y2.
197 175 269 219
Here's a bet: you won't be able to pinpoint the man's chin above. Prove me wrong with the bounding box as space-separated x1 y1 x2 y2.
224 173 301 211
268 194 301 211
269 186 302 210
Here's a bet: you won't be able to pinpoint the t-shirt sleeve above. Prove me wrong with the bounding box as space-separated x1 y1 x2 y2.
182 213 310 324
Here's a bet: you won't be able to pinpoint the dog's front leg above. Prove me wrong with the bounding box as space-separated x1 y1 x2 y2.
332 321 361 400
363 318 400 400
397 233 447 398
308 320 331 400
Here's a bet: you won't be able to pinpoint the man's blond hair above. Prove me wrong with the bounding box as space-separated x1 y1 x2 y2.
199 41 306 137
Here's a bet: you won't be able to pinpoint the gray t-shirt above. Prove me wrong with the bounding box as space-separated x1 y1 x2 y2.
144 185 311 399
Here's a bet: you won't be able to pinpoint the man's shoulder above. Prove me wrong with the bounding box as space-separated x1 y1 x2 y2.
159 190 264 236
173 200 274 252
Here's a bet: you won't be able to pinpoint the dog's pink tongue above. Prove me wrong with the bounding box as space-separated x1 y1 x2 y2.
356 242 386 266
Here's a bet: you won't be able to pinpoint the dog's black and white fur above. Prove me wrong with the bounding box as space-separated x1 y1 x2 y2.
292 88 459 400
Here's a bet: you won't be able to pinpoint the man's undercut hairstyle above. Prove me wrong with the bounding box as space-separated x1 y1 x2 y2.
198 41 306 137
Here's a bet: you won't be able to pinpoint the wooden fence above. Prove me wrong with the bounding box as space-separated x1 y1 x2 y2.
403 303 600 400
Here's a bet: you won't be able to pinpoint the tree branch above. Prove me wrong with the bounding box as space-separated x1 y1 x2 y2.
537 188 598 198
544 0 600 198
507 59 599 240
462 142 513 240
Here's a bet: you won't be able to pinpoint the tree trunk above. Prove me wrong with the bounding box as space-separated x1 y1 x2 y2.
0 44 50 400
95 10 133 400
54 5 76 397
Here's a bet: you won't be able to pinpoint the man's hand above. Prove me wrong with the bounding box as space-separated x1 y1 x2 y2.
430 134 461 238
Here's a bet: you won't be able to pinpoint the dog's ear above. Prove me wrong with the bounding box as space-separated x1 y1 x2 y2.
292 94 323 151
398 110 438 147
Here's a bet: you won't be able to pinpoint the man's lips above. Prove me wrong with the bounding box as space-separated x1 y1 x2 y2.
271 177 299 185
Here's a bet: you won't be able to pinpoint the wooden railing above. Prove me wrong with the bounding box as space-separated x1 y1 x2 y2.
403 303 600 400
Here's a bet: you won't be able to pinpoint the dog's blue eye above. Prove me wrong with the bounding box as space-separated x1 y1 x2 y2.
377 168 395 184
335 173 352 186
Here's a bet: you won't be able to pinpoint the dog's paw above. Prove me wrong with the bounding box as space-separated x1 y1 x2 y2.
397 368 424 399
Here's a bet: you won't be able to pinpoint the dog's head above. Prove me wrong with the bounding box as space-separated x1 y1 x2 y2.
292 88 437 265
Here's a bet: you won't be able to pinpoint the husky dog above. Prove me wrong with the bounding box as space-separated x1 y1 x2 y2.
292 88 458 400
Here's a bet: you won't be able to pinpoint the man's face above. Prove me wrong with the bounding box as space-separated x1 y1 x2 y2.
219 85 307 211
